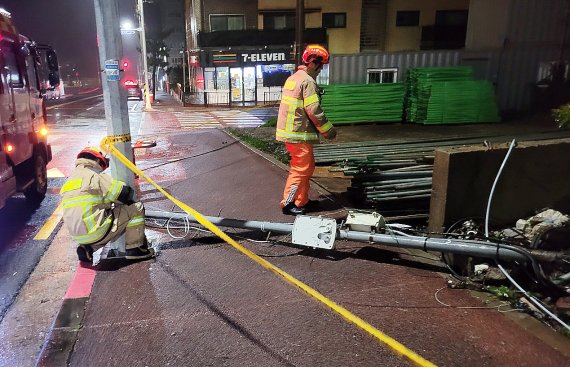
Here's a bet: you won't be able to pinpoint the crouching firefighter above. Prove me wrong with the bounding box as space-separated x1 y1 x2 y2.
60 147 155 262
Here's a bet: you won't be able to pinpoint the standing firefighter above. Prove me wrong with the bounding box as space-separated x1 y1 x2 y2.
60 147 155 262
276 44 337 216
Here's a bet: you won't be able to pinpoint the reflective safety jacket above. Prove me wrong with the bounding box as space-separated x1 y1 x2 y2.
60 158 127 245
276 68 334 143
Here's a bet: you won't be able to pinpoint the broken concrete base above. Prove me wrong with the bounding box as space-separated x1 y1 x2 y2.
429 138 570 233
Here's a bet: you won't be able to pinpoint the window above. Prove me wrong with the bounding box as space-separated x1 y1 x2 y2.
322 13 346 28
435 10 468 27
1 46 23 86
210 15 245 32
396 11 420 27
25 55 39 91
367 68 398 84
537 61 569 83
263 12 295 30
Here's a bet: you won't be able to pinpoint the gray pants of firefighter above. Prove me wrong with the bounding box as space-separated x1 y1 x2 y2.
91 202 147 251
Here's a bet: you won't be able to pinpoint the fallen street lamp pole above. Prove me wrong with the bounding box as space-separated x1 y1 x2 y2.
145 210 564 264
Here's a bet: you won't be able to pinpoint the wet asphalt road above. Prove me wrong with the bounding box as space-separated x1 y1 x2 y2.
0 89 144 321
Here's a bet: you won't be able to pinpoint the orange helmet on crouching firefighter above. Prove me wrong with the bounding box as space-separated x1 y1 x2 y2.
302 44 330 65
77 147 110 170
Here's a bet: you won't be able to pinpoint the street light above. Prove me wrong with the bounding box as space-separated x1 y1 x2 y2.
120 1 152 110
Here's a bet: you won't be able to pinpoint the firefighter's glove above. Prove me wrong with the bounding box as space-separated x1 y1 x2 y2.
323 127 337 141
117 185 136 205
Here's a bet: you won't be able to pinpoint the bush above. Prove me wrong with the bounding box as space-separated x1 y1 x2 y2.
552 104 570 128
262 117 277 127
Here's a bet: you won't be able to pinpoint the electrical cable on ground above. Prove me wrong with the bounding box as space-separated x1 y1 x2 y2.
434 287 512 310
139 140 239 172
485 139 570 332
150 213 303 258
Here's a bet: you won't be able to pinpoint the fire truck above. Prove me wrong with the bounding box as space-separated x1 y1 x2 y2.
0 8 59 210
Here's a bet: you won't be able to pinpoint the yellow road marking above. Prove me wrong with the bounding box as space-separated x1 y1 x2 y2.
47 168 65 178
34 202 63 240
46 94 103 110
101 137 438 367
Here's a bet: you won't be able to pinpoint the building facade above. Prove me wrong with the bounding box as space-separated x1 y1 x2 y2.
184 0 362 104
182 0 570 112
144 0 186 90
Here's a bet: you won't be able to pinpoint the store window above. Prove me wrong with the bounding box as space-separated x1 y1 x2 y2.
210 14 245 32
367 68 398 84
322 13 347 28
263 12 295 30
396 11 420 27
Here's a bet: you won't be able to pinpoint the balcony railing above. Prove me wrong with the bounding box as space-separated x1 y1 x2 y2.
198 28 327 48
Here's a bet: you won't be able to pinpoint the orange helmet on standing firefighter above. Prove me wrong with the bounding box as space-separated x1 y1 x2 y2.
77 147 110 170
302 44 330 65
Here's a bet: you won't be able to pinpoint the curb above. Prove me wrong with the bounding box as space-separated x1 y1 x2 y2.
35 263 96 366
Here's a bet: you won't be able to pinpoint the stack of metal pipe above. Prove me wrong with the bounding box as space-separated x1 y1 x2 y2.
314 130 570 216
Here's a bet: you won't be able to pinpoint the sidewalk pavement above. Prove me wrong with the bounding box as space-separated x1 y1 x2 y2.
37 92 570 367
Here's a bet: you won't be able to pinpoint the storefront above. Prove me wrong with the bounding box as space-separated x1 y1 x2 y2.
195 48 329 105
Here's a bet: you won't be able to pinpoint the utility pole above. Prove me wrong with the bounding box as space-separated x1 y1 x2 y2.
295 0 305 67
182 50 187 94
138 0 152 110
94 0 135 187
93 0 134 255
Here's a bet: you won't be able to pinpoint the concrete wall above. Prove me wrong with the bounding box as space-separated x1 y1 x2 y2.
385 0 470 51
429 139 570 232
465 0 511 49
258 0 362 54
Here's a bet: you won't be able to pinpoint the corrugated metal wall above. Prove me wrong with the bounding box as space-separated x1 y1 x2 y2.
329 50 463 84
495 0 569 112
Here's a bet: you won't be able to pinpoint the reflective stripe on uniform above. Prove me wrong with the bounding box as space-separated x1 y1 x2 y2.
303 93 320 108
281 95 303 107
62 195 104 209
284 185 298 205
281 95 303 133
71 218 112 244
84 208 97 232
316 121 333 133
60 178 83 194
284 80 297 90
106 180 125 202
127 216 145 227
62 194 105 232
276 129 319 141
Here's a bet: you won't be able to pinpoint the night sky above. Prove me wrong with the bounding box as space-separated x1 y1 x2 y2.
1 0 137 78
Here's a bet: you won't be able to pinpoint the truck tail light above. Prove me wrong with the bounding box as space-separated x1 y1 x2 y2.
40 128 48 136
5 144 14 153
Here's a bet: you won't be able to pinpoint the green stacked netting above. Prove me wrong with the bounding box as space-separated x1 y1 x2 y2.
424 81 500 124
404 66 500 124
321 83 405 124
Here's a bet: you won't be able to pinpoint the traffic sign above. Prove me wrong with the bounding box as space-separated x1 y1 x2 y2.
104 59 120 81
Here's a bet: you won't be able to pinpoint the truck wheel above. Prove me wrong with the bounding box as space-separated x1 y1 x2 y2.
24 153 47 205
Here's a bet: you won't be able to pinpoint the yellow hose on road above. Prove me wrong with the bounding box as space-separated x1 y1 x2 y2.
101 136 437 367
